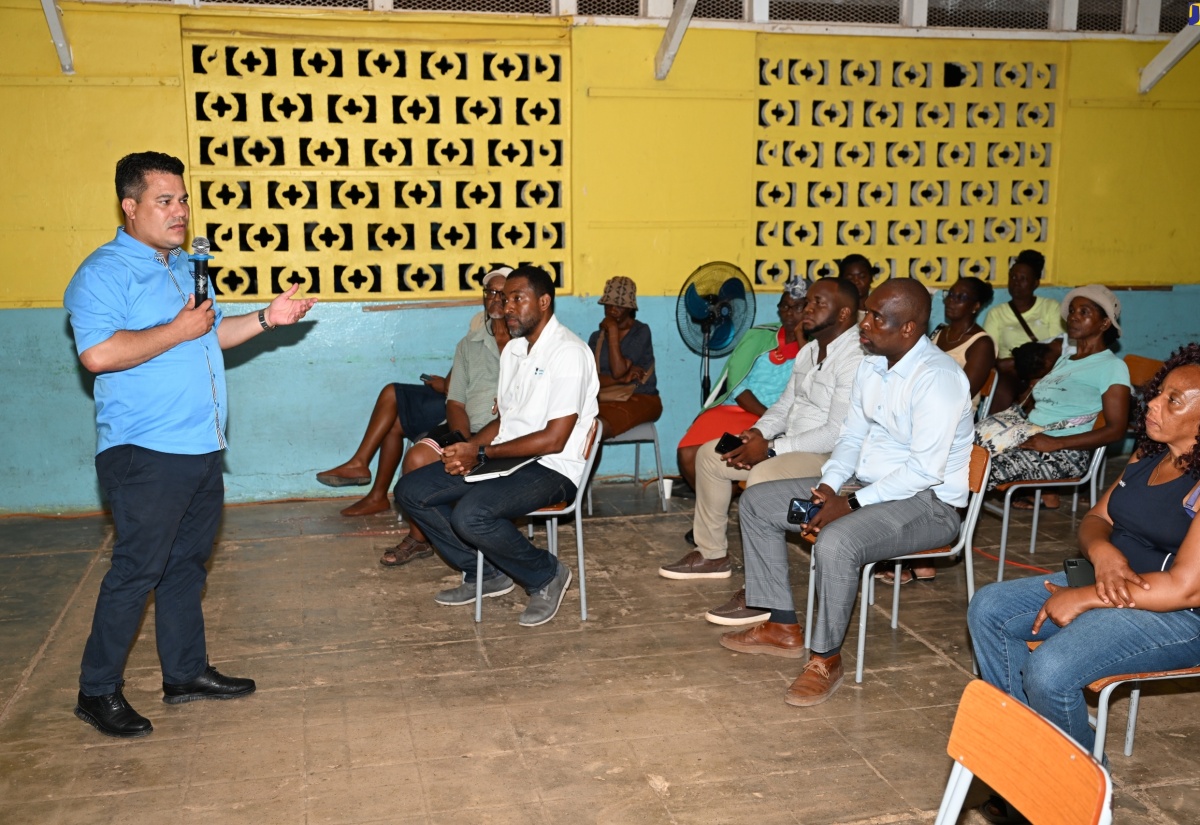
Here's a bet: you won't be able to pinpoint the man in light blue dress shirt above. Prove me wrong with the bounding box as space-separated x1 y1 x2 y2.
718 279 974 707
64 151 316 738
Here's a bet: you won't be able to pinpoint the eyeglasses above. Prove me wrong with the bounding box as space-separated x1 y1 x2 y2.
943 292 973 303
484 289 505 299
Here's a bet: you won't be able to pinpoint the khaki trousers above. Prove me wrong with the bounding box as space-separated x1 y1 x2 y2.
692 438 829 560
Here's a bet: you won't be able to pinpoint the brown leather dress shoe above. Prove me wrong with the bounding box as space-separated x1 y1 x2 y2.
785 653 844 707
719 621 806 659
658 550 732 580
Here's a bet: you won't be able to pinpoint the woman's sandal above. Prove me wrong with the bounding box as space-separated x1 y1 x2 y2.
380 536 434 567
979 793 1030 824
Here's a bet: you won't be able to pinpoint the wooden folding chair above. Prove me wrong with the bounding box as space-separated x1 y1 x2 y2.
934 680 1112 825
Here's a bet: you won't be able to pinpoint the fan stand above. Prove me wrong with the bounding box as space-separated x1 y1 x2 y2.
698 317 713 407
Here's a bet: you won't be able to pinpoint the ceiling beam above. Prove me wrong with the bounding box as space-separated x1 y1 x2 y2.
1139 24 1200 93
654 0 699 80
39 0 73 75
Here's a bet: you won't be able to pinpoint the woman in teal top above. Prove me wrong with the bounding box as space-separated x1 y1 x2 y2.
979 284 1132 508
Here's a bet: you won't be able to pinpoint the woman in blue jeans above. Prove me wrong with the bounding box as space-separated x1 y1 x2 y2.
968 343 1200 824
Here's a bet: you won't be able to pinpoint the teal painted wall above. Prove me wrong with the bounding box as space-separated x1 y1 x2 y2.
5 286 1197 513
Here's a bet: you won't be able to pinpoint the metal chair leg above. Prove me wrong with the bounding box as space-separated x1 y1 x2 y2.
1124 685 1142 757
474 551 485 623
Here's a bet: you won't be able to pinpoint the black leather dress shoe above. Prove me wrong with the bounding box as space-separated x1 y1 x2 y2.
163 665 256 704
75 686 153 738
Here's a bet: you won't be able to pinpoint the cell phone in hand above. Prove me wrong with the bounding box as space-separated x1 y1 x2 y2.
1063 557 1096 587
715 432 742 454
419 374 435 383
787 497 822 525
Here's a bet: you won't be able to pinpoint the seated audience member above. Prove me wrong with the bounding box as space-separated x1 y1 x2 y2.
834 253 875 303
719 280 974 706
983 250 1064 410
676 282 807 492
318 267 512 565
885 276 995 584
932 276 996 409
588 276 662 439
977 285 1131 511
394 266 599 627
657 279 862 594
967 344 1200 823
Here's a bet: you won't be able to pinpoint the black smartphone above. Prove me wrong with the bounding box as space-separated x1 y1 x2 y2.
433 430 466 449
787 497 822 525
1063 557 1096 587
419 373 435 383
715 432 742 454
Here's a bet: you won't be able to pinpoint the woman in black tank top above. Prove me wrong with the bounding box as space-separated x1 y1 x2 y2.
967 344 1200 821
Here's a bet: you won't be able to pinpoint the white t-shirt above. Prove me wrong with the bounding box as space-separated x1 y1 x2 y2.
495 314 599 487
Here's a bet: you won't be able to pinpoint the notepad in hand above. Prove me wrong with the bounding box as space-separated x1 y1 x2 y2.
464 455 541 482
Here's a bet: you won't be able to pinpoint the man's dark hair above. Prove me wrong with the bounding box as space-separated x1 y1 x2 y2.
837 253 874 276
115 151 185 202
881 278 932 329
1014 249 1045 279
509 265 556 313
832 277 860 314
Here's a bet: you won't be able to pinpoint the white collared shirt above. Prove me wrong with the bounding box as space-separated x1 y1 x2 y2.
495 314 599 487
754 325 864 456
820 335 974 507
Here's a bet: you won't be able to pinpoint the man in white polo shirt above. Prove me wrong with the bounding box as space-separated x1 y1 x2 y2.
395 265 599 627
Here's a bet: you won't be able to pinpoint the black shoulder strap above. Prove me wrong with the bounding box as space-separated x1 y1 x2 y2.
1010 300 1039 343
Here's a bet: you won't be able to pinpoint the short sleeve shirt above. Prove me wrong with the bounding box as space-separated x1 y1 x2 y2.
1028 349 1130 437
446 320 502 434
63 228 228 455
983 296 1063 359
495 315 600 486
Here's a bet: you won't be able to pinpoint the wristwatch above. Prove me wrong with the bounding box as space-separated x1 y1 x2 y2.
476 445 488 467
847 492 862 511
765 439 777 460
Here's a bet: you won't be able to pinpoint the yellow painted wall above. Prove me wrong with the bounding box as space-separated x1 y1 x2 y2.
2 0 1199 308
1055 40 1200 285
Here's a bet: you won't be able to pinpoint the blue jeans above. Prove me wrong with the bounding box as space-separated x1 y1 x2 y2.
968 572 1200 752
80 446 224 696
395 460 576 591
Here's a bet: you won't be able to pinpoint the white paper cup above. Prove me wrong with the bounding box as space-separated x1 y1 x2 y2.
662 479 674 499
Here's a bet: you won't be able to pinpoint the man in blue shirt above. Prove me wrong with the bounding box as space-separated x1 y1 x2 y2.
64 151 316 738
718 279 974 706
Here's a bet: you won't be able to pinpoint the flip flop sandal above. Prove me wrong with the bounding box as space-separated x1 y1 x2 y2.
317 472 371 488
380 536 434 567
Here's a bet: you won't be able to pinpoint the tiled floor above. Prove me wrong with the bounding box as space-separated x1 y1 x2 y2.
1 476 1197 824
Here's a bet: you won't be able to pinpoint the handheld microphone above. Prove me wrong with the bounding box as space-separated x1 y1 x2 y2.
190 237 213 304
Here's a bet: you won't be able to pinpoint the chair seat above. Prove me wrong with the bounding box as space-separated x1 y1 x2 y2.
1087 665 1200 692
995 476 1084 492
904 545 953 557
531 501 570 514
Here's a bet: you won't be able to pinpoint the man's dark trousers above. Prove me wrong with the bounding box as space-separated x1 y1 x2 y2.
80 445 224 696
395 461 576 591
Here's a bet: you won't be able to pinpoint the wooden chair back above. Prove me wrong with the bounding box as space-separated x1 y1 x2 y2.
941 681 1111 825
1124 354 1165 394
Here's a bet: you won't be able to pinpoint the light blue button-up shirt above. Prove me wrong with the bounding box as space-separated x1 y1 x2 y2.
819 335 973 508
64 228 227 455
